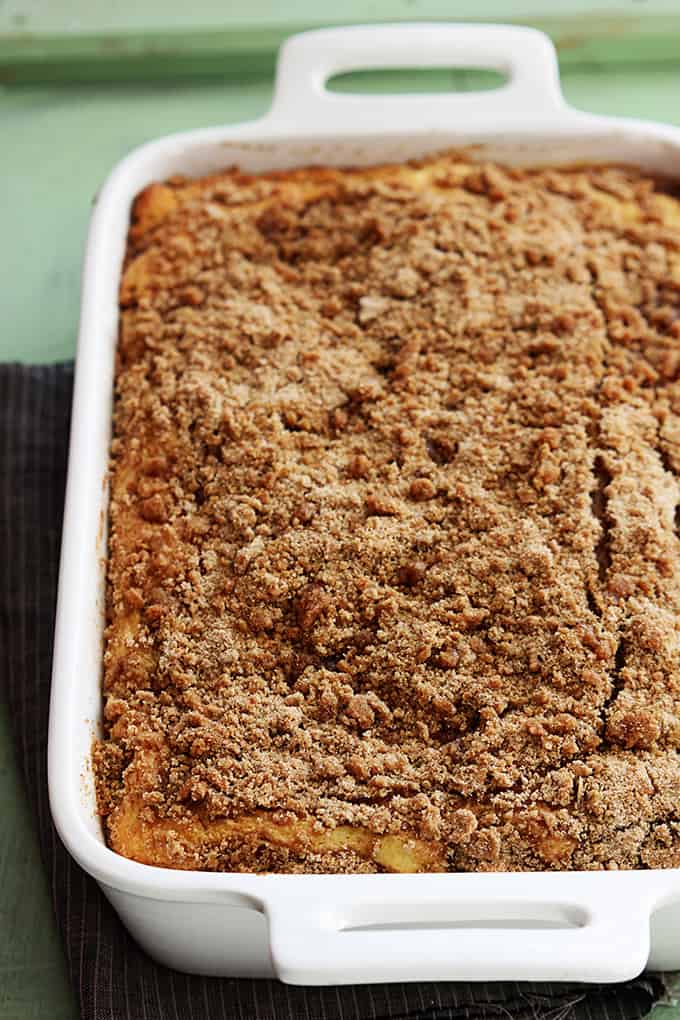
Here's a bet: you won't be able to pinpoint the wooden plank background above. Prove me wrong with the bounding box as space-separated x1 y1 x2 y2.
2 1 680 80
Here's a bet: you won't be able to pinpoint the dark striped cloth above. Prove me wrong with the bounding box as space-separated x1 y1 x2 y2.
0 361 670 1020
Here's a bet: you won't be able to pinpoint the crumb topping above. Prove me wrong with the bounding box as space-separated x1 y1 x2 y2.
95 152 680 872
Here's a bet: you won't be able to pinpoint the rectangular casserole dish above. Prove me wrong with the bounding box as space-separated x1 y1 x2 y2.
49 22 680 985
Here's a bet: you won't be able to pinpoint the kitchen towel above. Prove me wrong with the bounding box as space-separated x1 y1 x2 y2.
0 360 671 1020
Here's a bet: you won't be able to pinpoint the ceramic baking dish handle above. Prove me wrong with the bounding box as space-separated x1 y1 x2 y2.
268 23 566 134
267 883 652 985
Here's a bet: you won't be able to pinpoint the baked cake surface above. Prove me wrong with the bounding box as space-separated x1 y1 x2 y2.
94 151 680 872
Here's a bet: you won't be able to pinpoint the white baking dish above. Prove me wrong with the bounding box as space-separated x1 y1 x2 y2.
49 23 680 985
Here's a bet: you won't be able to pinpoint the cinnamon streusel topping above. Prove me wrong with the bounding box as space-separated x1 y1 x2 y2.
94 152 680 872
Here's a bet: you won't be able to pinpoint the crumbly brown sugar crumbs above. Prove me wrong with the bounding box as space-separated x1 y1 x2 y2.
94 152 680 873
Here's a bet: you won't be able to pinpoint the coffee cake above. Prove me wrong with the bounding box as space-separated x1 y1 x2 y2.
94 151 680 872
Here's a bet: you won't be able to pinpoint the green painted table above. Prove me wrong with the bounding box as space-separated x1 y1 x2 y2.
3 7 680 1016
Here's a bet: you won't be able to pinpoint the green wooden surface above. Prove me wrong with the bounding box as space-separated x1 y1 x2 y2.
3 1 680 81
0 704 76 1019
3 11 680 1017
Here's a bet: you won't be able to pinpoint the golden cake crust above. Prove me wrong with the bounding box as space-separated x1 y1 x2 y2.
94 151 680 873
